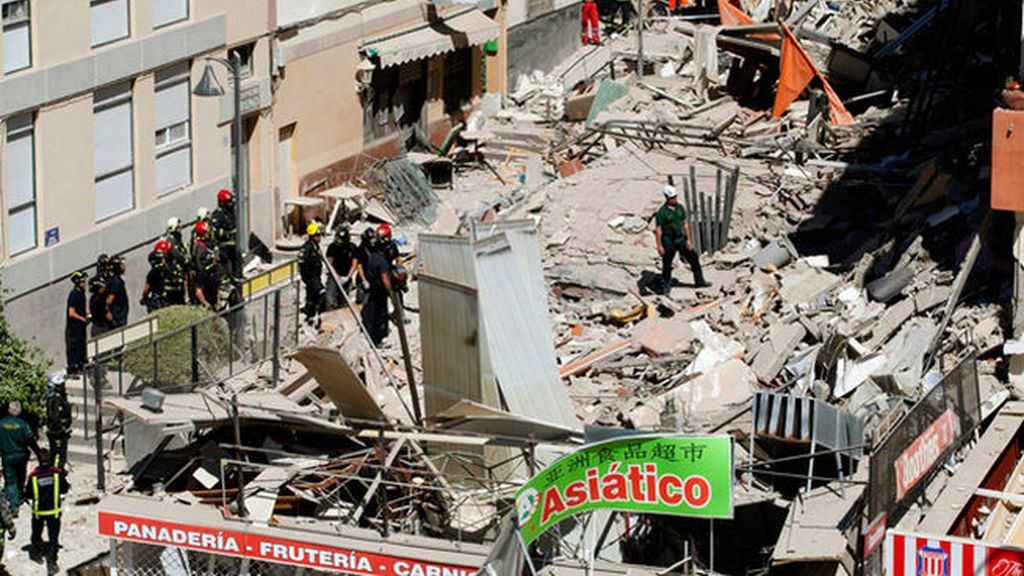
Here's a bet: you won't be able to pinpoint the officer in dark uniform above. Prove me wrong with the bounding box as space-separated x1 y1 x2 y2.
325 226 357 308
45 374 72 469
210 189 238 280
25 449 69 574
192 221 221 310
104 255 129 328
361 241 393 346
298 223 325 326
88 255 110 338
0 401 41 515
141 249 168 313
65 272 88 375
353 228 376 304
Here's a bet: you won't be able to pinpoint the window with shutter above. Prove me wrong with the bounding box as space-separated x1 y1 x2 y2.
94 83 134 221
154 63 191 195
2 0 31 73
90 0 129 47
5 114 35 255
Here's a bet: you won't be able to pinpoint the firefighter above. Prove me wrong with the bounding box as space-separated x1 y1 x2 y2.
165 218 189 305
325 225 358 308
45 374 72 469
189 208 211 304
104 255 129 328
361 239 393 346
298 222 326 326
210 189 238 280
141 243 169 313
192 221 221 310
25 449 69 575
88 255 110 338
65 272 89 376
0 400 41 515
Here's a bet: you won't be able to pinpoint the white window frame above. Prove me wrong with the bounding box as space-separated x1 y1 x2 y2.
2 0 31 74
94 83 135 222
154 64 192 195
90 0 130 48
152 0 188 29
5 113 35 255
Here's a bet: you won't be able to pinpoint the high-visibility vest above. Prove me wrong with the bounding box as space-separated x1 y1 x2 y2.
30 470 61 518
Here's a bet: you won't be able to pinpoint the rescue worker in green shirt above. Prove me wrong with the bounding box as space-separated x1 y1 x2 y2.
654 185 710 294
25 449 69 575
0 400 41 516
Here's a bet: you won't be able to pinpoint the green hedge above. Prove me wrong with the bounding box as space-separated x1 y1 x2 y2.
123 305 230 388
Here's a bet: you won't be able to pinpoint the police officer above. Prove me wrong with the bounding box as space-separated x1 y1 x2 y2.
88 255 110 338
0 401 41 516
361 239 393 346
65 272 89 375
298 223 326 326
210 189 238 280
25 449 69 575
45 374 72 469
325 226 358 308
105 255 129 328
353 228 376 304
192 221 221 310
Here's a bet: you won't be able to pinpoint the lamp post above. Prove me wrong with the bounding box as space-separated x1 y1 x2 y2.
193 53 246 287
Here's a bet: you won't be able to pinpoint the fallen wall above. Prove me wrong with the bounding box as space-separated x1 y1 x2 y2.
507 2 582 88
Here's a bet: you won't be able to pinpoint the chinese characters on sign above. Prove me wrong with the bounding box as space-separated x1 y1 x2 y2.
515 435 734 546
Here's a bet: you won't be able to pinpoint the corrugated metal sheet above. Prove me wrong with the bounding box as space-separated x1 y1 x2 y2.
419 274 488 417
418 234 476 287
474 233 579 430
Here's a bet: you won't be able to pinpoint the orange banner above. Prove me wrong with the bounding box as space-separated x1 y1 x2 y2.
772 24 854 125
717 0 755 26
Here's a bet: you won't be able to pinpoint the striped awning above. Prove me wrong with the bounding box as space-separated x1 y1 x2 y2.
363 9 498 68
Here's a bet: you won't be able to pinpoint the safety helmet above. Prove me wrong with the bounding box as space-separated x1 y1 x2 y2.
197 206 209 221
662 185 678 199
155 239 172 253
307 222 321 237
217 189 233 205
148 251 165 267
334 225 350 242
361 228 376 244
47 372 66 390
376 224 392 241
195 220 210 237
97 253 109 271
167 217 181 232
70 271 88 284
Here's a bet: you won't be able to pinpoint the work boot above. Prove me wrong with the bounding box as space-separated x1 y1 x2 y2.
28 546 43 564
47 560 58 576
694 278 712 288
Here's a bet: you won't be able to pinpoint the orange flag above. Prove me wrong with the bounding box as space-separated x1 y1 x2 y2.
718 0 755 26
772 24 854 125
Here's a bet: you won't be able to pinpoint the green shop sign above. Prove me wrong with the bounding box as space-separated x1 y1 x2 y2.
515 435 734 546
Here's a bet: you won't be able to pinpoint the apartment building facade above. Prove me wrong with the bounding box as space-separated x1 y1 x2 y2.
0 0 503 363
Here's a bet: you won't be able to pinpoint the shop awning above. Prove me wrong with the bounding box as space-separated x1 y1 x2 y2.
363 9 498 68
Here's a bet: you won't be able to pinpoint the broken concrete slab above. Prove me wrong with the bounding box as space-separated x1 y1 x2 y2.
779 265 841 305
290 346 387 423
865 296 915 350
632 315 696 357
751 323 807 382
915 285 952 313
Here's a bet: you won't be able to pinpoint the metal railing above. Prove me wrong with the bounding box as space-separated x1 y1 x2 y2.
82 262 302 491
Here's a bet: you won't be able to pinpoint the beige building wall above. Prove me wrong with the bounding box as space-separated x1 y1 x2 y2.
33 96 94 245
272 40 364 186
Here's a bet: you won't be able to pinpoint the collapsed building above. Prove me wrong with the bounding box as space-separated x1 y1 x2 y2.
55 0 1024 573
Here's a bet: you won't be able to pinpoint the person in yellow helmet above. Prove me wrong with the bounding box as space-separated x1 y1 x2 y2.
298 222 326 327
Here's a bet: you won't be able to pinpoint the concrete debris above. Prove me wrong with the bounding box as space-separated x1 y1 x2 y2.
84 0 1016 573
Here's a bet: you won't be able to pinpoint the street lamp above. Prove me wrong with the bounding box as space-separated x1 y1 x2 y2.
193 53 246 288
